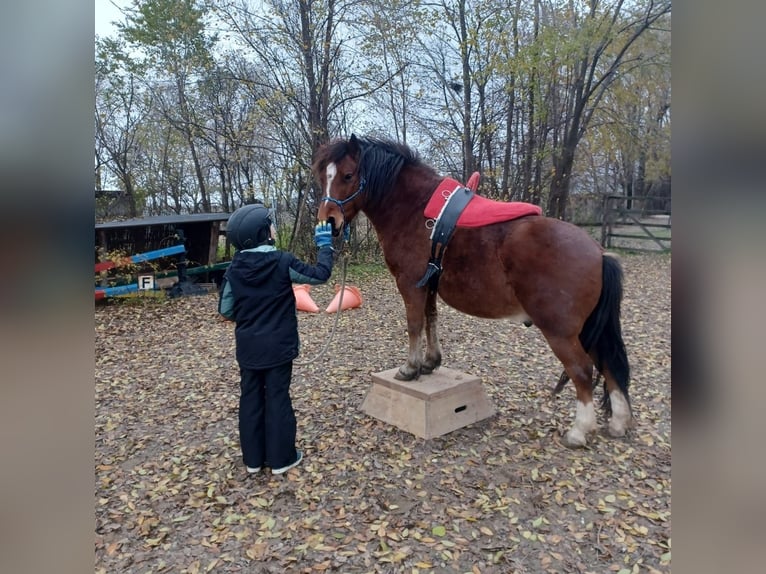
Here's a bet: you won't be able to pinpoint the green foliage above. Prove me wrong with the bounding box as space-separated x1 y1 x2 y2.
273 225 292 251
119 0 215 71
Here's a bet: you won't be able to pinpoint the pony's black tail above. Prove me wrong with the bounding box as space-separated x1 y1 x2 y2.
579 254 631 415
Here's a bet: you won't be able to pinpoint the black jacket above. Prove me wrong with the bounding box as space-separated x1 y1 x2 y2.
219 245 334 369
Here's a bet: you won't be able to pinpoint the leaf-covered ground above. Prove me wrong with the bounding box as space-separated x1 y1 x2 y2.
95 252 671 574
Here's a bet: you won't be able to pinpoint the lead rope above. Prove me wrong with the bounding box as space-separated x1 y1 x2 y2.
293 246 350 367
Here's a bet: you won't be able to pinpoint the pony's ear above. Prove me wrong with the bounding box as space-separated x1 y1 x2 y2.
348 134 360 157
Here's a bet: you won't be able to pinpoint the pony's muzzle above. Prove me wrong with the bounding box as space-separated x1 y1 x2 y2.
327 216 341 236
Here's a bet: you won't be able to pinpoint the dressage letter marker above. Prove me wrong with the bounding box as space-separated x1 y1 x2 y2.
138 275 155 290
361 367 495 439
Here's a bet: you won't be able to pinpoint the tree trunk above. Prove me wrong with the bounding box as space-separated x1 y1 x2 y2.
458 0 474 178
123 173 139 217
522 0 539 203
548 143 576 219
176 79 210 212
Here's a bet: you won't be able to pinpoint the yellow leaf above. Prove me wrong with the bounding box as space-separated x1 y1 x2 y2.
144 535 165 547
391 551 408 563
105 542 120 556
262 517 276 530
245 542 267 560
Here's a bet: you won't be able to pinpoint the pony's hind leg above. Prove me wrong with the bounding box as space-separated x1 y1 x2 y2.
602 369 633 437
545 335 598 448
421 290 442 374
552 367 601 395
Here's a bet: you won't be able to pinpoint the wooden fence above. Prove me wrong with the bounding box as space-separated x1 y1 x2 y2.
601 195 671 252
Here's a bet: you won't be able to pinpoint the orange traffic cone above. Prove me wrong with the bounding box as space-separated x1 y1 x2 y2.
293 284 320 313
325 285 363 313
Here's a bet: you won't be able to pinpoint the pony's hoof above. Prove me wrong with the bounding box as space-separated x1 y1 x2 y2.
420 362 440 375
607 418 632 438
421 357 441 374
562 429 587 449
394 367 420 381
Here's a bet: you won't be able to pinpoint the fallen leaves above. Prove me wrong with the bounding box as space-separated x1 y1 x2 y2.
95 253 671 572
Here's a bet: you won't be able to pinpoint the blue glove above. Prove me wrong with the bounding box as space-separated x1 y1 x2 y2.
314 221 333 249
343 224 351 243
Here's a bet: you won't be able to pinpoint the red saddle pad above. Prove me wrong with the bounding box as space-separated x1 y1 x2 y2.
424 178 542 227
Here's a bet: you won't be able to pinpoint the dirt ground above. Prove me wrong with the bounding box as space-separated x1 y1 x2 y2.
95 252 671 573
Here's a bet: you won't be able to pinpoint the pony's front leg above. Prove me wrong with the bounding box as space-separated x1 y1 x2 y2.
394 287 427 381
421 290 442 374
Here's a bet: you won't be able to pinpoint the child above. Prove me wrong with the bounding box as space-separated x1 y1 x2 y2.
218 203 334 475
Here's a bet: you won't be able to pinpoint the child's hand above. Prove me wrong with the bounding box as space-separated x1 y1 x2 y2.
315 221 333 248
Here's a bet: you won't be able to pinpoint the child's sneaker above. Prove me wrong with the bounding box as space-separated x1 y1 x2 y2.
246 466 261 474
272 450 303 475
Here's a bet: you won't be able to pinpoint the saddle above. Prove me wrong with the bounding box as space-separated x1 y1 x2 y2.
423 176 542 226
416 174 542 291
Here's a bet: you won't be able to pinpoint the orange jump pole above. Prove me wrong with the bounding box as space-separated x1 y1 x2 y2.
325 285 363 313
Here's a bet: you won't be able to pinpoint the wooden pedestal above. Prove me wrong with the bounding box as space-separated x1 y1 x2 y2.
361 366 496 439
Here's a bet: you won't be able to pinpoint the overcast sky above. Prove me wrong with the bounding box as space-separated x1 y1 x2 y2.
95 0 126 38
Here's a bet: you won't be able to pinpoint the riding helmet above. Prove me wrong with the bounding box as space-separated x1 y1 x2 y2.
226 203 273 250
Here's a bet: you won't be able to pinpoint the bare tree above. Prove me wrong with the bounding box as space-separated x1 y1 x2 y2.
120 0 217 212
544 0 671 219
95 37 150 217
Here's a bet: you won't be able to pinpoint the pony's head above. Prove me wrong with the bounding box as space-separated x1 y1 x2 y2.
313 134 366 235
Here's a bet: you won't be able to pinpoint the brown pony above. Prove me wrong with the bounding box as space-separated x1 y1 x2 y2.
313 135 632 448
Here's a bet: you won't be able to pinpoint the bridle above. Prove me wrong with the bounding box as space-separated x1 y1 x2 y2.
320 176 366 230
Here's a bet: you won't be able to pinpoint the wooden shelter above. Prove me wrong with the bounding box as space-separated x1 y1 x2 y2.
95 213 232 288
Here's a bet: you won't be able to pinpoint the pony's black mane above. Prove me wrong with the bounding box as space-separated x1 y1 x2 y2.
358 138 429 207
317 136 437 209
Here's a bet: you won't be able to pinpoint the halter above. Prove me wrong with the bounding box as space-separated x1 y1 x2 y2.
320 177 367 227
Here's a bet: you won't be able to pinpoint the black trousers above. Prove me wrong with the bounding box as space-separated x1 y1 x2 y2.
238 362 297 470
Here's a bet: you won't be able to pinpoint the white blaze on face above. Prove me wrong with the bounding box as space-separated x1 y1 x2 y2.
325 163 337 198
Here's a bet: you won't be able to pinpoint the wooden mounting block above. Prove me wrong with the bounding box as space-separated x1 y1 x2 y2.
361 367 496 439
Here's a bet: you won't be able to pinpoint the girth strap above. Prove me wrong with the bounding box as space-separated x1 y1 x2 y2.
416 185 475 292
